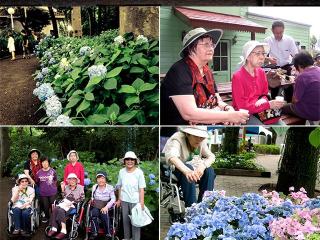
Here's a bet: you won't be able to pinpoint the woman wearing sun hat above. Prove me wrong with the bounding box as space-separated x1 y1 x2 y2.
162 126 215 207
10 174 35 235
63 150 85 186
232 40 285 125
116 151 146 240
160 27 249 125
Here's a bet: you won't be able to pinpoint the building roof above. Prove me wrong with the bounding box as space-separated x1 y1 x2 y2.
174 7 267 33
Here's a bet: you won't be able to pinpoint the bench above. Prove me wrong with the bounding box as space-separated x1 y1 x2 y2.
216 82 232 103
280 114 306 125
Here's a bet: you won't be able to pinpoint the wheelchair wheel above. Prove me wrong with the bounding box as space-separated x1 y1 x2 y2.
69 229 78 240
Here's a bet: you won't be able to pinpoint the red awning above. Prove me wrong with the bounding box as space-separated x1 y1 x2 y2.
174 7 267 34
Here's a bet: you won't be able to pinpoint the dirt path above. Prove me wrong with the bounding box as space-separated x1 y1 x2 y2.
0 55 42 125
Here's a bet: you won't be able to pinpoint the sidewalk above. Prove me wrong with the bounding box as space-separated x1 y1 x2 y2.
0 55 41 124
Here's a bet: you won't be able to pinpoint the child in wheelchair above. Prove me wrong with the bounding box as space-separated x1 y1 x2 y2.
85 171 119 240
8 174 36 236
46 173 85 239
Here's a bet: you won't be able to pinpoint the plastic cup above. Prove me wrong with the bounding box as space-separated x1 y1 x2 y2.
239 109 249 114
275 96 284 101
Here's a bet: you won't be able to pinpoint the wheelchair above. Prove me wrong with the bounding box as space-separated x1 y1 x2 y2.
160 156 185 224
45 199 85 240
7 194 40 238
84 200 121 240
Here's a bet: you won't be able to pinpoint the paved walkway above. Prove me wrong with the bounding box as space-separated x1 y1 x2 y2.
160 154 320 239
0 55 41 124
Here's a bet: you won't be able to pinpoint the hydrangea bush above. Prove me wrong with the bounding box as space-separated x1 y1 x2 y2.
33 30 159 125
166 188 320 240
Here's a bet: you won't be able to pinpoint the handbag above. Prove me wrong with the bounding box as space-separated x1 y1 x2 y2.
129 203 154 227
254 95 281 125
92 199 109 210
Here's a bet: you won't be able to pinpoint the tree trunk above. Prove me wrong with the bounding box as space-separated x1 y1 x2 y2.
119 6 159 38
276 127 319 197
71 6 82 37
222 127 240 154
48 6 59 38
0 128 10 178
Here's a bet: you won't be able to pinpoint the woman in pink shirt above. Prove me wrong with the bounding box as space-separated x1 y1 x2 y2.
63 150 84 186
232 40 285 125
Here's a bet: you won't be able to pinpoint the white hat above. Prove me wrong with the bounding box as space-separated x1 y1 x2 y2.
67 150 79 161
16 174 29 184
120 151 140 164
67 173 79 181
180 126 209 138
239 40 270 66
180 27 223 57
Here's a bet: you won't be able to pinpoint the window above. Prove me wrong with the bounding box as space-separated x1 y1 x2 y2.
213 41 228 71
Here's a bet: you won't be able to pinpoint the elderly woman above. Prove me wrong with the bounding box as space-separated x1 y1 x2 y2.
161 27 249 125
116 151 146 240
232 40 285 125
24 149 42 195
89 171 115 239
162 126 215 207
47 173 85 239
11 174 35 235
63 150 85 186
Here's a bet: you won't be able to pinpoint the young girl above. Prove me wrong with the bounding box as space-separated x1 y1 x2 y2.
116 151 146 240
35 156 57 223
7 32 15 60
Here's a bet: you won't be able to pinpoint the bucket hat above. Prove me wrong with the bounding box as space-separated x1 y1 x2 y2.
28 149 41 159
66 173 79 183
239 40 270 66
180 27 223 57
120 151 140 164
180 126 209 138
67 150 79 161
16 174 29 184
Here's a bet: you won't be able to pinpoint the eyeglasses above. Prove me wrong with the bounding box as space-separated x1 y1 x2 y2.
198 43 216 49
20 180 28 183
251 51 267 57
124 158 136 161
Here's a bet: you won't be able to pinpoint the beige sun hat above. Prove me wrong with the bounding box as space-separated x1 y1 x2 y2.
67 150 79 161
120 151 140 164
180 126 209 138
16 174 29 184
66 173 79 183
239 40 270 66
179 27 223 57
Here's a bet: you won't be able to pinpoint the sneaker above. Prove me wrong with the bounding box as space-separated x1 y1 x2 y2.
20 230 31 236
47 230 57 237
12 229 20 235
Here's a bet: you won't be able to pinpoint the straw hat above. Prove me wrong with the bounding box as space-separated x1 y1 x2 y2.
180 126 209 138
239 40 270 66
180 27 223 57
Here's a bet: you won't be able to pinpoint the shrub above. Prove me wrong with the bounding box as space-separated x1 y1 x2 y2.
33 30 159 125
254 144 280 155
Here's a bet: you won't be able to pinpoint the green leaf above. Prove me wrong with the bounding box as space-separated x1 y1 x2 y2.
106 49 121 66
104 78 117 90
117 56 131 63
85 92 94 101
149 40 158 49
144 92 159 102
139 83 157 92
70 119 83 125
65 82 74 93
66 96 82 109
76 99 90 114
117 110 138 123
106 66 123 78
309 128 320 148
147 66 159 75
129 66 145 74
71 68 81 80
125 96 140 107
72 90 84 96
136 110 146 124
132 78 144 90
107 103 120 118
118 85 136 94
137 58 149 66
86 114 109 124
86 76 103 89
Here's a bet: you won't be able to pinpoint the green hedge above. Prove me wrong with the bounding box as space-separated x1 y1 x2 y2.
254 144 280 155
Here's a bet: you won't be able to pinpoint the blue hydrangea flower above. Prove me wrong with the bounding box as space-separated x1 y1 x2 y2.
33 83 55 102
136 35 148 44
88 64 107 79
48 115 72 126
49 57 56 65
45 95 62 118
149 173 155 179
149 179 155 185
79 46 91 56
41 67 49 75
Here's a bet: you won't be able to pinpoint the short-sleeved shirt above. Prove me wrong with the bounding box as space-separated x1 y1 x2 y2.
292 67 320 121
64 184 85 203
264 34 298 67
35 168 57 197
92 184 115 209
160 59 217 125
11 186 35 209
116 168 146 204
